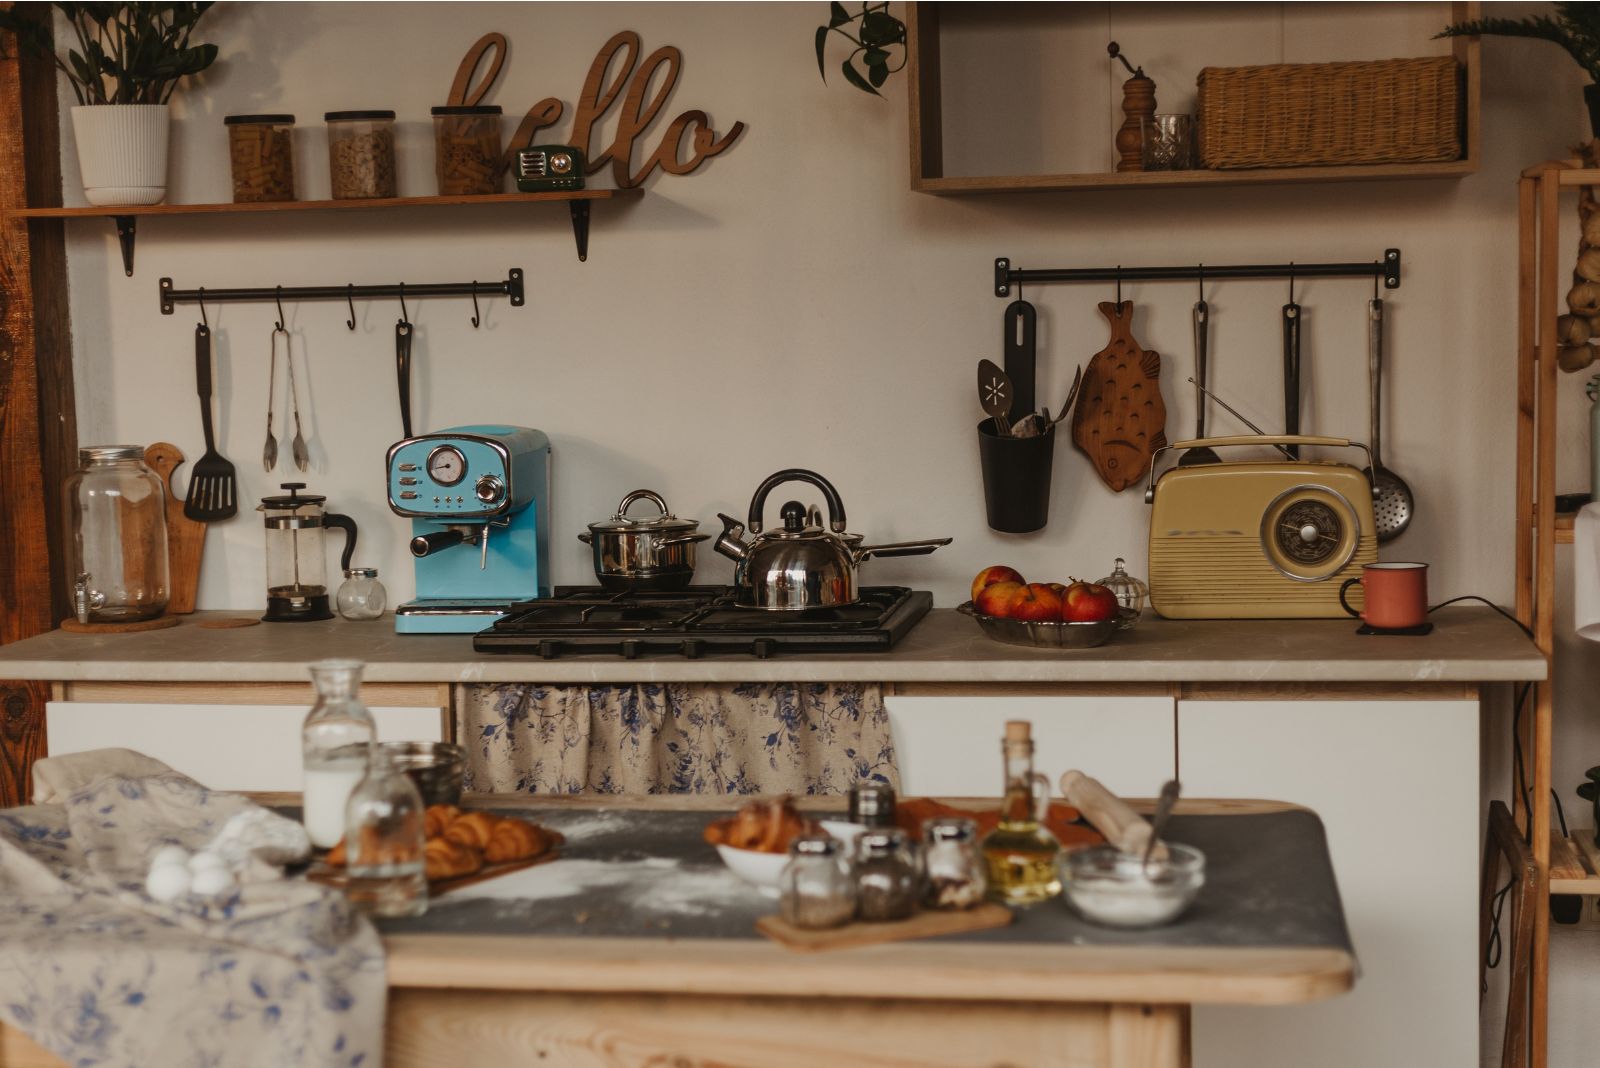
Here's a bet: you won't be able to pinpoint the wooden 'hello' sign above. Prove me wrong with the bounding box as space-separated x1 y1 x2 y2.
448 30 746 188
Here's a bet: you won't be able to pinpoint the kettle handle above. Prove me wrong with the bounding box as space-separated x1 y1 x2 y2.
324 513 358 573
747 468 847 534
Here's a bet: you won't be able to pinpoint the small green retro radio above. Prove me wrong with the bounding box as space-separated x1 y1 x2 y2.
515 145 585 192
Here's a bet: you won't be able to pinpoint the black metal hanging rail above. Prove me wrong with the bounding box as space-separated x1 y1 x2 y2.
158 269 525 316
994 249 1400 297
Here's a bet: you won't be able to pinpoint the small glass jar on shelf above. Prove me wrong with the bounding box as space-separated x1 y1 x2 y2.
326 110 397 199
64 445 169 623
853 827 919 922
922 817 987 910
225 114 296 202
1097 557 1149 629
336 567 387 621
779 834 856 929
431 105 503 195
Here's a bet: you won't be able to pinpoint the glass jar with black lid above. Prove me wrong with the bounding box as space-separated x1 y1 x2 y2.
326 110 397 199
225 114 295 202
431 105 502 195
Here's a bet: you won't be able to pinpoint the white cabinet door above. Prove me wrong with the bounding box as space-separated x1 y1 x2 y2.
887 694 1175 797
45 702 445 793
1178 697 1478 1068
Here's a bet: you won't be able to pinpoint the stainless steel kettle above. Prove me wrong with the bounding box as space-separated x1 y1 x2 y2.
714 468 951 610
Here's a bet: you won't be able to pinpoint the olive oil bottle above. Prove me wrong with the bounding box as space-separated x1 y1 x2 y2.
981 720 1061 904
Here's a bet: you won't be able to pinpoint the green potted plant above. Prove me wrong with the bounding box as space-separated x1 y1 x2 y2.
1439 5 1600 137
814 2 906 96
0 3 219 205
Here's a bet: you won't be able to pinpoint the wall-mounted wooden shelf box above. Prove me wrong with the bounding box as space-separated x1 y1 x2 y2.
905 1 1480 195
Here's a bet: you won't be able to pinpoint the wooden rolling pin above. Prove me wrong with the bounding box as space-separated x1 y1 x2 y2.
1058 769 1169 862
144 442 207 614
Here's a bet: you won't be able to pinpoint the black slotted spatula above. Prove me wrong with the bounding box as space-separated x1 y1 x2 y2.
183 322 238 521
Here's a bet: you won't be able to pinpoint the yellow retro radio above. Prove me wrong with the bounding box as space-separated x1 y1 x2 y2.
1143 435 1378 619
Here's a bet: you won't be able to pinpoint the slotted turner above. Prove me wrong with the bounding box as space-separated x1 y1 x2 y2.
183 323 238 522
1364 296 1413 541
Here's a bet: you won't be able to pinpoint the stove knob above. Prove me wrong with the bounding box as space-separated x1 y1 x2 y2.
682 639 704 659
475 474 505 504
752 638 776 659
621 639 641 659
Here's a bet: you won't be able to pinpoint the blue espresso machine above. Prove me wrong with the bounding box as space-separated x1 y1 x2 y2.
385 425 551 634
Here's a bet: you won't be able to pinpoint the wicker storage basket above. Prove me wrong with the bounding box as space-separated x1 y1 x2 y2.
1197 56 1461 169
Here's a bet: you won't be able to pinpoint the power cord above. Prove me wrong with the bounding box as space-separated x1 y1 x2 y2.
1428 594 1534 640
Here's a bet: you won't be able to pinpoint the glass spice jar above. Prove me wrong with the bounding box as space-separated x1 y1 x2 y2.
848 783 897 828
922 817 987 910
431 105 502 195
225 114 295 202
779 834 856 929
326 110 397 199
1097 557 1149 629
343 741 428 918
336 567 387 621
854 827 919 922
64 445 170 623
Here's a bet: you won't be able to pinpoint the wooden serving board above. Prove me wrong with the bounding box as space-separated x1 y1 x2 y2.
757 902 1014 953
309 848 560 897
1071 301 1167 492
144 442 207 614
59 615 181 634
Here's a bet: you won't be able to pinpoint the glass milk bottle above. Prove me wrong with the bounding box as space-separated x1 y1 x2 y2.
343 743 428 917
301 659 375 849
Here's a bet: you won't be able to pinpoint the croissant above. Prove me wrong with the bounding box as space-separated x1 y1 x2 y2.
443 811 499 850
713 797 814 854
424 804 461 839
325 838 347 867
424 837 483 881
483 818 551 864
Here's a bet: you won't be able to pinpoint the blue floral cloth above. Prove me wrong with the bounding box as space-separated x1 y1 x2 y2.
0 753 384 1068
463 683 900 795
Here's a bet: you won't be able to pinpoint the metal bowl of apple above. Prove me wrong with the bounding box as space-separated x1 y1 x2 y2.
957 602 1132 649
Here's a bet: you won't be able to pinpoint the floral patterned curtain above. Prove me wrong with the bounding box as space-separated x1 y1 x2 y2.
461 683 899 795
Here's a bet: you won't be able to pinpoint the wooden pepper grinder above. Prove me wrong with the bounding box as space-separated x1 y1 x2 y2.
1109 42 1156 173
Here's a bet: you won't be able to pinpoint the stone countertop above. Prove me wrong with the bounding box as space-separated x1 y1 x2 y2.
0 606 1544 684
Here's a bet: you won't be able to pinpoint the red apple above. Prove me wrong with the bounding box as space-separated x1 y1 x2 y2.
1061 580 1119 623
974 580 1026 618
1044 582 1069 596
1012 582 1065 622
971 565 1025 603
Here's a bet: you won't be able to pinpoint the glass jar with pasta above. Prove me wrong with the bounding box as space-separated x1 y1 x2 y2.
431 105 502 195
325 110 397 199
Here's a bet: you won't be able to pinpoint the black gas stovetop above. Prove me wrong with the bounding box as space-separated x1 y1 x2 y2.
472 585 932 659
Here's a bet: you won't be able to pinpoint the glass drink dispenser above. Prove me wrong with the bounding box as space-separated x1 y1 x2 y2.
259 483 357 622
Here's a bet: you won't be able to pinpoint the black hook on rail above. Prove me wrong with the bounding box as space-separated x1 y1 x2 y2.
1115 265 1122 304
196 287 207 328
274 286 286 331
1197 264 1204 302
470 281 480 328
1288 263 1296 304
398 282 408 324
345 284 356 331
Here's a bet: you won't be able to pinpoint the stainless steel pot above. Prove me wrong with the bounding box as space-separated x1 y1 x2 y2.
578 489 709 591
714 468 951 610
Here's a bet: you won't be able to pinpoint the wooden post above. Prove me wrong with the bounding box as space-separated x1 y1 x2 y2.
0 14 76 806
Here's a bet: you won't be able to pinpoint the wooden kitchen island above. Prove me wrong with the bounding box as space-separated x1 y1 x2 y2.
0 795 1356 1068
0 606 1545 1068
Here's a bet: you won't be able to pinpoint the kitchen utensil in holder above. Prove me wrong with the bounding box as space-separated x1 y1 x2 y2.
978 418 1055 533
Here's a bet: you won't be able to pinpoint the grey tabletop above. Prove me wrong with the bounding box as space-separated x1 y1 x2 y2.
376 804 1355 956
0 606 1544 684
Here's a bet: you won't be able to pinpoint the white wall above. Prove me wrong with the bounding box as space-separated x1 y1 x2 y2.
50 2 1600 1064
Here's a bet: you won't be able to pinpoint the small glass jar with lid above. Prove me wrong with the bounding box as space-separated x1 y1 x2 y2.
325 110 397 199
343 741 428 918
779 834 856 929
64 445 170 623
922 817 987 910
431 105 502 195
336 567 387 621
854 827 919 922
225 114 295 202
1097 557 1149 629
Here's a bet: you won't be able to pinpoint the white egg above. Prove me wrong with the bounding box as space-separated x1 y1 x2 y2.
145 863 192 902
149 845 190 870
189 867 235 898
187 851 227 873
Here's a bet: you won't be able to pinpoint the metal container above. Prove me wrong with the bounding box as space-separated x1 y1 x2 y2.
957 601 1126 649
578 489 708 591
377 740 465 807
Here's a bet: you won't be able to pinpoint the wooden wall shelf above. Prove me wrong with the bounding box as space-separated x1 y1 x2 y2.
1549 831 1600 895
905 2 1481 196
6 188 640 275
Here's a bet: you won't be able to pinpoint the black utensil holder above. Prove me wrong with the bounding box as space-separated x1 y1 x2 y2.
978 420 1055 533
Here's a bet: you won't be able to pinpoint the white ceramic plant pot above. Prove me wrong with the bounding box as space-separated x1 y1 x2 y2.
70 104 170 206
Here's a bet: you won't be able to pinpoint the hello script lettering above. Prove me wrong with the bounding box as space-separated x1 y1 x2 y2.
448 30 746 188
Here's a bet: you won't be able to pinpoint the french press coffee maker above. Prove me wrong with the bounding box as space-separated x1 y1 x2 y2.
259 483 357 622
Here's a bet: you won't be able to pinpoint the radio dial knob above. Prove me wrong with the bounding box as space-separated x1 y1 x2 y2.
1298 523 1320 544
475 474 505 504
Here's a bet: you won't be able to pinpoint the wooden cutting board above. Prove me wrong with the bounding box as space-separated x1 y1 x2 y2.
144 442 207 614
1071 301 1168 492
757 902 1014 952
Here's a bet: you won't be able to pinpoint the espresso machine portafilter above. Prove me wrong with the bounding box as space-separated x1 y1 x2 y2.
386 425 551 634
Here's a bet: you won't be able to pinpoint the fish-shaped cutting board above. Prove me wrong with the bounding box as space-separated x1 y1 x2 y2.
1071 301 1167 492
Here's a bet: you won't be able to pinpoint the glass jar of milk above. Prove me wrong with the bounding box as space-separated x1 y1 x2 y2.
301 659 376 849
